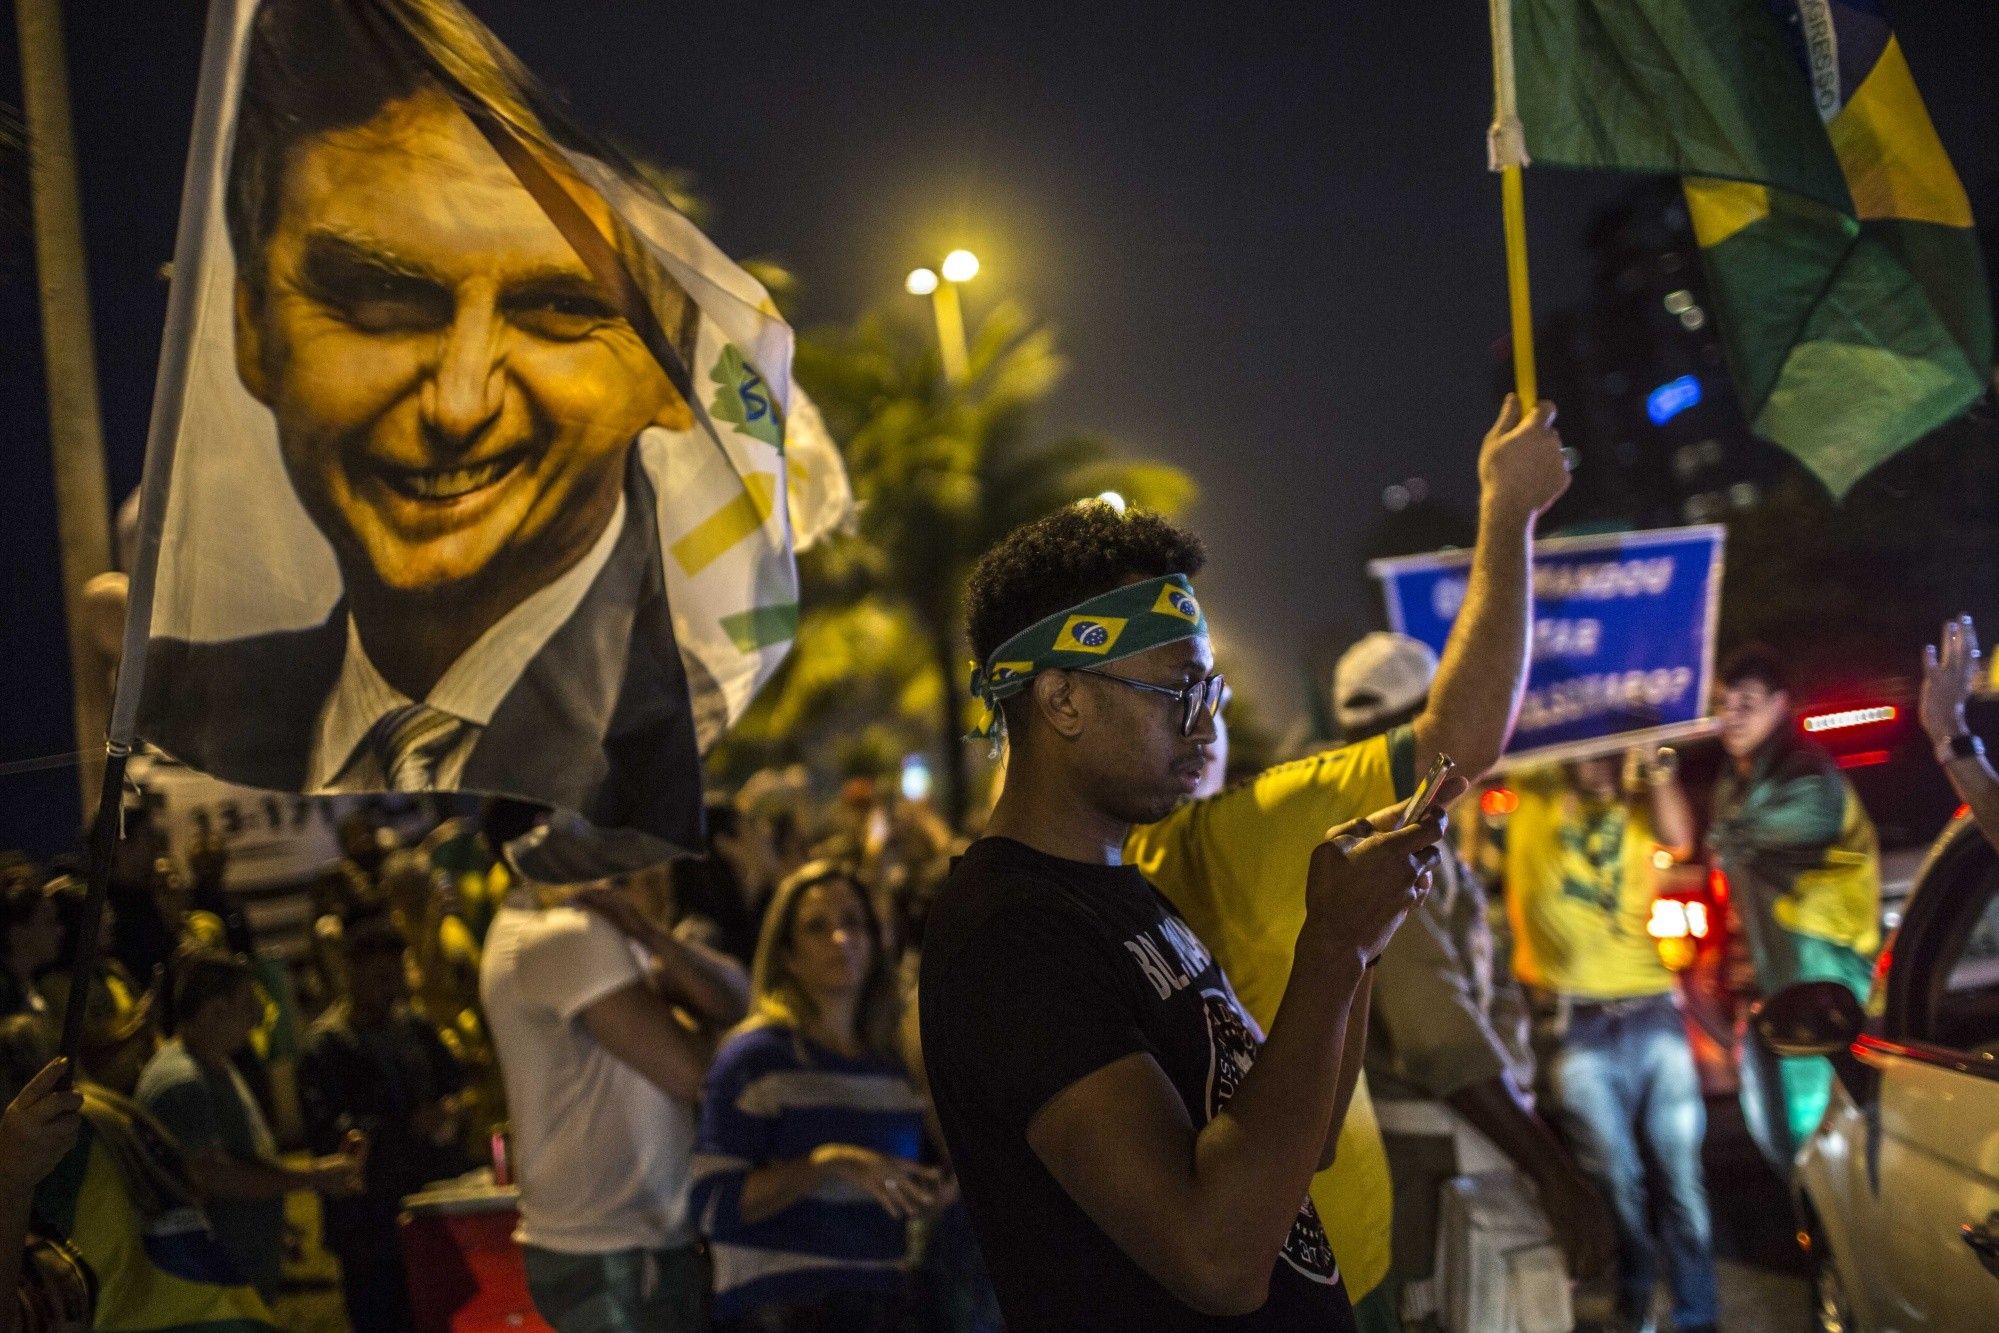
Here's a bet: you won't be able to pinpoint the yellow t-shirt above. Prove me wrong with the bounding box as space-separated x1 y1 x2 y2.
1504 768 1673 1000
1126 728 1415 1303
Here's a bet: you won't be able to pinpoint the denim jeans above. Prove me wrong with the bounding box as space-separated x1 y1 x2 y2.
1542 993 1719 1331
521 1243 709 1333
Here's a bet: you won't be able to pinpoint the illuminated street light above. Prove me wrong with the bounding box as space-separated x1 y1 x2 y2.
907 249 980 383
941 249 980 283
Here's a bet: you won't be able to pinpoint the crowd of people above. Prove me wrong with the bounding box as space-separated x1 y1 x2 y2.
0 393 1992 1333
0 745 990 1332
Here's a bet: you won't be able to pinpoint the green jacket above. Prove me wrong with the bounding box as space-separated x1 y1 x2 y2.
1708 733 1879 998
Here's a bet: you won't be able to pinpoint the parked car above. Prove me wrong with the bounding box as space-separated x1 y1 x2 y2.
1755 814 1999 1331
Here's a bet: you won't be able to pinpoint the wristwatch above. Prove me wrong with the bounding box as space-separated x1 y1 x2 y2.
1937 732 1985 766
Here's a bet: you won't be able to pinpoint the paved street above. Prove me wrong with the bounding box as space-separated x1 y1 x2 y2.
1577 1091 1813 1330
1707 1093 1812 1329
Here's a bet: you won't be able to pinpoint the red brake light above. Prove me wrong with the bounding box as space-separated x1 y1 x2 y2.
1802 705 1898 734
1836 750 1891 769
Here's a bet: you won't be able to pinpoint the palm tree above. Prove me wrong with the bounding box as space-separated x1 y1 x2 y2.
757 298 1195 824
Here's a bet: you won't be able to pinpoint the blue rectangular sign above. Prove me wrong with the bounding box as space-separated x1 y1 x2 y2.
1368 526 1725 763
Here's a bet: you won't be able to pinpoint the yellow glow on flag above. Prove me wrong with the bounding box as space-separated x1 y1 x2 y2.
671 472 778 577
1686 178 1771 248
1827 39 1973 227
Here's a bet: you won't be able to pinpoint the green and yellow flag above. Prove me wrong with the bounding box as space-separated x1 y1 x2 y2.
1506 0 1991 496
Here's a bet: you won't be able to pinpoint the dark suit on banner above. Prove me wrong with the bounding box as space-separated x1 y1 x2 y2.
137 454 702 854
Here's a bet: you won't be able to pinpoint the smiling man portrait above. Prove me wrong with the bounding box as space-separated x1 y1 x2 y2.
139 0 707 846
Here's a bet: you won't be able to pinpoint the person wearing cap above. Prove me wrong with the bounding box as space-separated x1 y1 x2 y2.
1330 634 1612 1327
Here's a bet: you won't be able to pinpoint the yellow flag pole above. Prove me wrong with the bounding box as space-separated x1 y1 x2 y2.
1500 167 1537 407
1489 0 1536 408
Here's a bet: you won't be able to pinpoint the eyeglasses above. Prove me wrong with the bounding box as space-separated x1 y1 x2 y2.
1074 669 1227 737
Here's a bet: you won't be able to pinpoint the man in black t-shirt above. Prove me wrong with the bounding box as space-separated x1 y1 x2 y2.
920 506 1481 1331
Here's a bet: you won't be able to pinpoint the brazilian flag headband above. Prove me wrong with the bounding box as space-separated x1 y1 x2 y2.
968 574 1208 739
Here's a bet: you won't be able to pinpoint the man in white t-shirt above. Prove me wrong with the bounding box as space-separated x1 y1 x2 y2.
481 878 747 1331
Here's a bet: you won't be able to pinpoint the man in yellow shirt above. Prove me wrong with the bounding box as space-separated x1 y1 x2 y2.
1505 754 1719 1333
1129 394 1572 1332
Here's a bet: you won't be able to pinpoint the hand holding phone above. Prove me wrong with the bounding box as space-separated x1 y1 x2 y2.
1395 753 1457 830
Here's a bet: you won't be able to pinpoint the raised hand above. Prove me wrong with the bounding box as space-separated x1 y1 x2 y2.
1305 793 1456 966
1921 615 1982 746
1480 393 1570 523
0 1059 83 1190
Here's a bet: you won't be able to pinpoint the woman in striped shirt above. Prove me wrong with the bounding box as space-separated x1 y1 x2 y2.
691 860 946 1332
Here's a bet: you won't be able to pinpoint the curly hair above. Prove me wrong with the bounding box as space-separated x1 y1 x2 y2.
966 504 1206 664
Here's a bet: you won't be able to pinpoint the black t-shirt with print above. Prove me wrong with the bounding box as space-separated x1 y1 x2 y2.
919 836 1354 1333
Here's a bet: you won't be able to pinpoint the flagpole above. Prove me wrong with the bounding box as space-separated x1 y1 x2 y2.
57 0 247 1077
1489 0 1537 407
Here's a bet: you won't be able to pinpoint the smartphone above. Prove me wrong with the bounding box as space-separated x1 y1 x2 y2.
1395 753 1457 830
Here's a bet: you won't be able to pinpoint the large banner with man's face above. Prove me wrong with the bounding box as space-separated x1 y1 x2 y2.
129 0 844 866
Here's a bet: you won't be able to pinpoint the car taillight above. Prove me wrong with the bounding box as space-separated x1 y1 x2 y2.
1801 704 1898 733
1648 898 1710 941
1836 749 1892 769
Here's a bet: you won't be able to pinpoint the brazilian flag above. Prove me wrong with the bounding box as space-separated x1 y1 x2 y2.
1511 0 1991 496
36 1100 278 1332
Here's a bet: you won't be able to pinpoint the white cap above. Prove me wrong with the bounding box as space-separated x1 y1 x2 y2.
1333 632 1438 735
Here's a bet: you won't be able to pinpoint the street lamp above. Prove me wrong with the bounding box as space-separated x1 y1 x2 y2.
941 249 979 283
906 250 978 383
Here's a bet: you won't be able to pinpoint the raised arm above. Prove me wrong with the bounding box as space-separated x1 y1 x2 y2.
574 886 749 1029
646 933 750 1029
0 1060 81 1333
1026 811 1444 1316
580 982 716 1102
185 1146 360 1201
1638 748 1697 860
1923 616 1999 855
1414 395 1571 781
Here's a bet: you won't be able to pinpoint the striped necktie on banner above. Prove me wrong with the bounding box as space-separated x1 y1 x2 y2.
366 703 470 793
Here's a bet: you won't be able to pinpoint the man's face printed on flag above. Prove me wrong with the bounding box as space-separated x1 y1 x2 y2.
231 86 689 606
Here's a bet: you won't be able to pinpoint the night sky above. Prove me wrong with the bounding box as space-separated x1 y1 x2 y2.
3 1 1995 852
